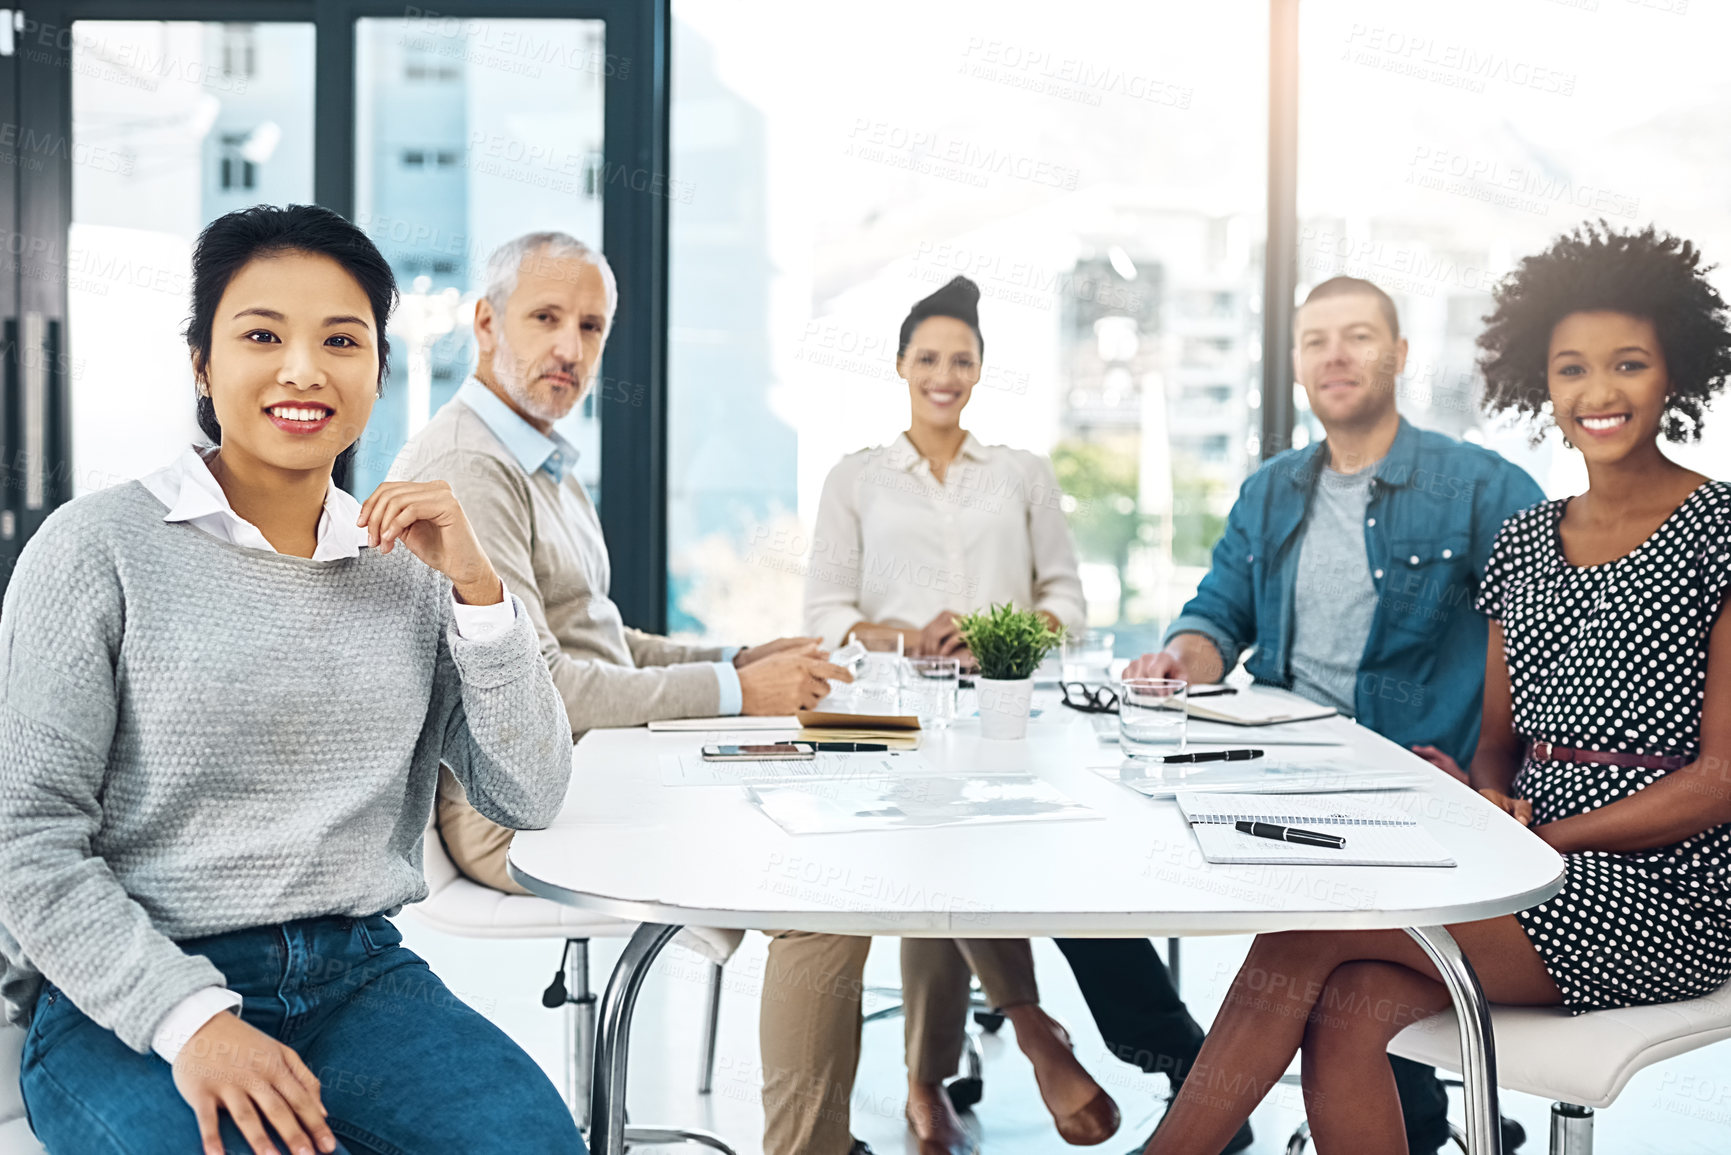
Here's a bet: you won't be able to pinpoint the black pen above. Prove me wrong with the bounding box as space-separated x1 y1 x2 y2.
1235 820 1346 849
810 742 889 752
1158 748 1264 764
1188 687 1239 698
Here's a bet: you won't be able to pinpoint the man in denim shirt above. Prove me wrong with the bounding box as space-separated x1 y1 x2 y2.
1118 276 1543 1154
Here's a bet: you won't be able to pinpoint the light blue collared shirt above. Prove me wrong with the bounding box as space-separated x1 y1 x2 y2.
454 378 742 714
456 378 581 485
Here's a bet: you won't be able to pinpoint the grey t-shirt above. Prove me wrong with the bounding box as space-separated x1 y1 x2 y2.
1288 466 1378 716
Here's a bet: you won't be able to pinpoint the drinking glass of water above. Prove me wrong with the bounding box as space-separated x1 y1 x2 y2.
1119 678 1187 758
848 630 905 713
1061 629 1116 684
903 656 960 729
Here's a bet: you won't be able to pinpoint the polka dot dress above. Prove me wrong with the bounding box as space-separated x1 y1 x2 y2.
1475 480 1731 1013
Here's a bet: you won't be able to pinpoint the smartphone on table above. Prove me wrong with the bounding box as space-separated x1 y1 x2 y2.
700 743 816 761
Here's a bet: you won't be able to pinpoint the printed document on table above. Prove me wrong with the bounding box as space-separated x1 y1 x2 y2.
1089 758 1424 798
661 752 952 787
747 775 1099 835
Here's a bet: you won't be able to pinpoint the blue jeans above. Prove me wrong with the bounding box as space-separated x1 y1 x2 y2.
19 914 585 1155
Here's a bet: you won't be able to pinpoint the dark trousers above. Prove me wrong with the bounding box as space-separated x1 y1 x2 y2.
1054 938 1452 1153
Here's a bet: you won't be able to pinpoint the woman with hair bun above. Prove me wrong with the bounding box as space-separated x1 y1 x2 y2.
804 274 1086 654
1137 223 1731 1154
777 275 1114 1155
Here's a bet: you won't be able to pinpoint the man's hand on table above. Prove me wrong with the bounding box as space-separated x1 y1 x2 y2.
734 636 822 667
1122 633 1224 685
739 649 852 714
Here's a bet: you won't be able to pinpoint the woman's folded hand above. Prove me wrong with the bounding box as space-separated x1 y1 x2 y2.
1478 787 1534 827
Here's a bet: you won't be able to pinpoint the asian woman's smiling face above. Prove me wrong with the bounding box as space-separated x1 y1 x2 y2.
196 250 380 475
898 316 981 428
1547 310 1670 465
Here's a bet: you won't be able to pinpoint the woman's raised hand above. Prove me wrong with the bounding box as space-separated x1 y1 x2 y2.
173 1013 336 1155
357 481 502 605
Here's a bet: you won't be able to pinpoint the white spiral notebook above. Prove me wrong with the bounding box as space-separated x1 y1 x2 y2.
1176 792 1457 867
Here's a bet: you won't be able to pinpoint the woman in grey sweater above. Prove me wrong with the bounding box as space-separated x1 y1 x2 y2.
0 205 581 1155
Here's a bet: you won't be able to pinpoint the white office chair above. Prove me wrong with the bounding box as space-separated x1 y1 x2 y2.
1284 978 1731 1154
0 1018 46 1155
407 813 742 1153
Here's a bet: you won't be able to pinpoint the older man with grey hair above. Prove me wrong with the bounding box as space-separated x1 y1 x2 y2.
390 230 847 893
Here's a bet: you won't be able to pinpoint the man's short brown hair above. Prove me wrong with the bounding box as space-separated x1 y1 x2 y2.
1299 276 1400 341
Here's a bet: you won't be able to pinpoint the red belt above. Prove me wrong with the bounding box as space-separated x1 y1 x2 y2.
1528 740 1687 772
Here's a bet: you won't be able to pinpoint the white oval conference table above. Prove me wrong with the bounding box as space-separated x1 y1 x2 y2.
509 688 1564 1155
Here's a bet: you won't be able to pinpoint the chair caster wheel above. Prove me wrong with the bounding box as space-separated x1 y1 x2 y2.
973 1010 1005 1033
946 1076 984 1112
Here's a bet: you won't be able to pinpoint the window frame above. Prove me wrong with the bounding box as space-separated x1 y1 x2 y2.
1 0 673 628
2 0 1300 628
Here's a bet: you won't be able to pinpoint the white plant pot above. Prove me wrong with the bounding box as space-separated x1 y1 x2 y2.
976 676 1034 740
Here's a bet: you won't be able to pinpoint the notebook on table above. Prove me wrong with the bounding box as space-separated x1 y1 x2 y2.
1176 792 1456 867
1182 687 1336 727
795 708 923 750
647 715 798 732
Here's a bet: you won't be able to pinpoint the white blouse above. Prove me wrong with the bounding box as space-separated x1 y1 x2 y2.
803 432 1087 647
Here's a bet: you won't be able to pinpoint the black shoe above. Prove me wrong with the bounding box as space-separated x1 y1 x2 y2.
848 1142 874 1155
1123 1118 1251 1155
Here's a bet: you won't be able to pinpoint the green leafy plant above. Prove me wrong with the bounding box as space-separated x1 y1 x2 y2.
955 603 1065 681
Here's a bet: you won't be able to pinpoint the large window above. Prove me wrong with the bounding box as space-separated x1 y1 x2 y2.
0 1 660 612
68 21 316 495
349 16 607 498
1297 0 1731 496
667 0 1268 654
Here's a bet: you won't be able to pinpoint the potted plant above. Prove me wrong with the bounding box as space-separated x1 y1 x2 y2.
956 603 1064 740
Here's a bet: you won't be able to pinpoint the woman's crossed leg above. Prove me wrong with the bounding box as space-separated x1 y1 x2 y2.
1142 916 1560 1155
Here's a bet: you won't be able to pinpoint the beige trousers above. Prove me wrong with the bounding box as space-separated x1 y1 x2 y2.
759 932 1040 1155
436 772 1043 1155
436 766 531 894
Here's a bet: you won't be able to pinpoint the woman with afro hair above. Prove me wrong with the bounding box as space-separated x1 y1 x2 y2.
1138 222 1731 1155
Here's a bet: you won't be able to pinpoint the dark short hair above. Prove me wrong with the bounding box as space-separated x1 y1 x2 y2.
1299 276 1401 342
898 275 984 359
1477 222 1731 442
185 204 398 485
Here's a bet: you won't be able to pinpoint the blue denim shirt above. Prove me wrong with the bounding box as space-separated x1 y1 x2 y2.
1164 418 1544 766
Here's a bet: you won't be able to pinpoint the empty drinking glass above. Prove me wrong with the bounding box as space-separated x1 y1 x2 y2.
1119 678 1187 758
903 656 960 729
1061 629 1116 683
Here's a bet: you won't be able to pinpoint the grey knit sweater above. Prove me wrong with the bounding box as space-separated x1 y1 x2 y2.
0 482 573 1053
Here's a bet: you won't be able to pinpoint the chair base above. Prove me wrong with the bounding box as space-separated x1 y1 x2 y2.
1548 1103 1592 1155
622 1125 736 1153
551 938 732 1151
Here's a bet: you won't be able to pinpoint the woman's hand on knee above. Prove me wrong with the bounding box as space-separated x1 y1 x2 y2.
173 1013 336 1155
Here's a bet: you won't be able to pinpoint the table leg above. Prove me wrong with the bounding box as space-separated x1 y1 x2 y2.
1405 925 1500 1155
589 921 682 1155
